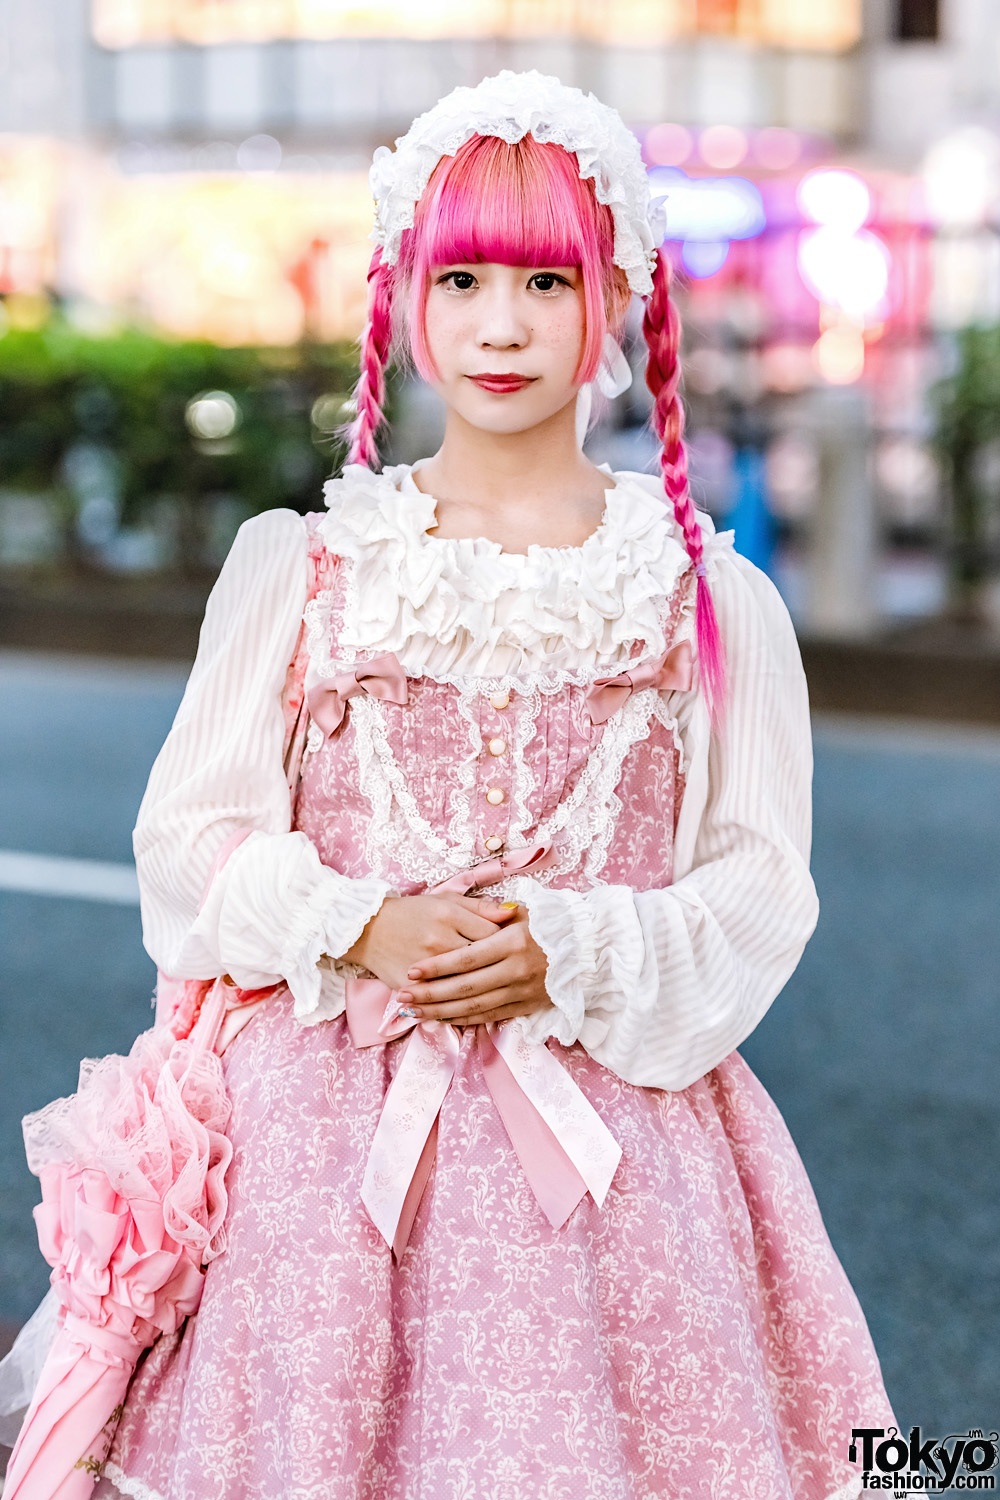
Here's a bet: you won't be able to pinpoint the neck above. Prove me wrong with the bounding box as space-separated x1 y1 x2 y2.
417 395 605 515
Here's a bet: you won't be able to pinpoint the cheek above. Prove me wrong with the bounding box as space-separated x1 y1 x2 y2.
421 294 468 378
544 299 587 374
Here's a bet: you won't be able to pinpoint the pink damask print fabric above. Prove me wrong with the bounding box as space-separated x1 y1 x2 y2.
100 996 890 1500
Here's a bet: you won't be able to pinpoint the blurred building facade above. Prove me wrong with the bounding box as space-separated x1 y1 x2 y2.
3 0 1000 626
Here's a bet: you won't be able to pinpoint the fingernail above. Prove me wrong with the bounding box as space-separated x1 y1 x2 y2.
407 968 421 979
500 901 519 910
395 1005 417 1019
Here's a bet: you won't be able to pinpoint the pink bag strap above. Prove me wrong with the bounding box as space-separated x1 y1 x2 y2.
280 512 339 802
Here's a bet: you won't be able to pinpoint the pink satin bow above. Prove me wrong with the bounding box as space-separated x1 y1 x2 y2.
345 844 622 1259
584 638 694 725
306 652 408 738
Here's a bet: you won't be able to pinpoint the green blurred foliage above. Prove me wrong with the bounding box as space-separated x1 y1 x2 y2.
0 305 365 573
931 325 1000 612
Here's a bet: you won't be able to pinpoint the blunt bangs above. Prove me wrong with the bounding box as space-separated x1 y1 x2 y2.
418 134 594 269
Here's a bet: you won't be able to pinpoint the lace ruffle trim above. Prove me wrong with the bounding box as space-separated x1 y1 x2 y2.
311 462 713 679
508 878 596 1047
99 1462 164 1500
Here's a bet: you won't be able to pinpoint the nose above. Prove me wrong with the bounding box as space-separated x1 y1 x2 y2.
476 283 529 350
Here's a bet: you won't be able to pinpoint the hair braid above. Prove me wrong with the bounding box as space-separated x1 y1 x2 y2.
643 253 727 721
346 249 394 470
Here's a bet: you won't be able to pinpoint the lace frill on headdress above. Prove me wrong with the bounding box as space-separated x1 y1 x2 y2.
369 70 666 297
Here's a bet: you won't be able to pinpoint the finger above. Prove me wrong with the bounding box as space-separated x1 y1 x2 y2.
401 965 518 1018
413 990 539 1026
407 925 518 981
433 893 520 925
444 903 518 945
402 960 514 1009
478 1002 540 1025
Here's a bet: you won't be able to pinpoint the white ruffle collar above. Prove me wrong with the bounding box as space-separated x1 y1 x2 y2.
316 461 713 673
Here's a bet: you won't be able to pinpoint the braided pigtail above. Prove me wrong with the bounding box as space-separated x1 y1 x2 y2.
643 253 727 723
345 248 394 470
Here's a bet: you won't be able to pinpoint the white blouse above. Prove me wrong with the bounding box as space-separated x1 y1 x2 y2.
133 462 818 1093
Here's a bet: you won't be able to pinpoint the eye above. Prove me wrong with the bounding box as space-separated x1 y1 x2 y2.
528 272 569 293
438 270 477 291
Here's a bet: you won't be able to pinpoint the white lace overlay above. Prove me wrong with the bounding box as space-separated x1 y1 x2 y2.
535 687 668 885
369 69 665 296
352 694 469 887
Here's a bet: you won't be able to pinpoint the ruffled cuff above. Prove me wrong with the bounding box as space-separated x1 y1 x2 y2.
505 876 597 1047
504 879 646 1054
280 869 391 1023
179 829 391 1025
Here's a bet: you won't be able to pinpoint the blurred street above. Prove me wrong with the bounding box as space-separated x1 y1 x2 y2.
1 651 999 1438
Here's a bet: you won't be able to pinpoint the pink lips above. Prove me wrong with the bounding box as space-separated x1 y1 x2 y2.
468 374 536 394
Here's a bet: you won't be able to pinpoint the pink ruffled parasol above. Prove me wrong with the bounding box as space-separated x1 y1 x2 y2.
4 983 232 1498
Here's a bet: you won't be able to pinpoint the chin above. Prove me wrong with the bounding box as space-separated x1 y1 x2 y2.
453 392 576 436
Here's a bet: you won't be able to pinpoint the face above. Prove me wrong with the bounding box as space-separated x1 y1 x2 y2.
420 263 587 434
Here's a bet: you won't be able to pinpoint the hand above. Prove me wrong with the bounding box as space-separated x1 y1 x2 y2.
340 892 516 992
395 905 550 1027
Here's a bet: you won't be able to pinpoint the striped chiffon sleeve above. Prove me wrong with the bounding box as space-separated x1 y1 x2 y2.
514 551 819 1092
132 508 391 1021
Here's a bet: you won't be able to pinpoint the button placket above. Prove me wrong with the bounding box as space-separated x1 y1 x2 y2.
480 689 513 854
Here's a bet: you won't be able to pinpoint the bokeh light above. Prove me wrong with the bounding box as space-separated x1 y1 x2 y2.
185 390 241 439
797 227 891 322
698 126 748 171
922 126 1000 228
237 134 283 173
812 325 866 384
644 123 693 167
311 393 350 431
650 167 766 242
682 240 730 278
753 128 802 171
797 169 871 232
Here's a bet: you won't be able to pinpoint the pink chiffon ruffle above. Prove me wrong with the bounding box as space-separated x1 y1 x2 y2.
5 998 232 1497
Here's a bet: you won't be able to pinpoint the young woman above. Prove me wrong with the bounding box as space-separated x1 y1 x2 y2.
8 70 894 1500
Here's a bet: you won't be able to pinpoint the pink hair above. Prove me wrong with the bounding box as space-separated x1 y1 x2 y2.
347 133 727 719
643 251 727 721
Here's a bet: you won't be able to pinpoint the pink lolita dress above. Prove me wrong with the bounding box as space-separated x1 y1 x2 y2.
87 462 892 1500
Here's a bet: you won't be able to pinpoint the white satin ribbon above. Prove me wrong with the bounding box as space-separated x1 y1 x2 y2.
575 332 633 448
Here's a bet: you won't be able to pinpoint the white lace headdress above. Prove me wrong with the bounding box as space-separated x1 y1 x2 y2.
369 69 666 298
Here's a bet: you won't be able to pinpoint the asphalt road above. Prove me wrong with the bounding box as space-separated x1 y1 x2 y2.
0 651 998 1441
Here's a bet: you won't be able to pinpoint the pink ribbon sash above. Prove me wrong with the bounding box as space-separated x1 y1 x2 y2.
306 652 408 738
346 844 622 1259
584 638 694 725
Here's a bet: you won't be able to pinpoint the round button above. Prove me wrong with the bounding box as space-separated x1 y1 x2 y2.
485 787 505 806
489 691 510 711
487 737 507 756
484 834 505 853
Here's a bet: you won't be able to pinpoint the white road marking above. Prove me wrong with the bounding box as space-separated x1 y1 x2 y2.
0 849 140 905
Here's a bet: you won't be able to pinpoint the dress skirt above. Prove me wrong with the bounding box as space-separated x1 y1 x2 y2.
94 993 892 1500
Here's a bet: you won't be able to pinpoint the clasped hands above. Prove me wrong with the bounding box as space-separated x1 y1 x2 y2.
341 891 551 1027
